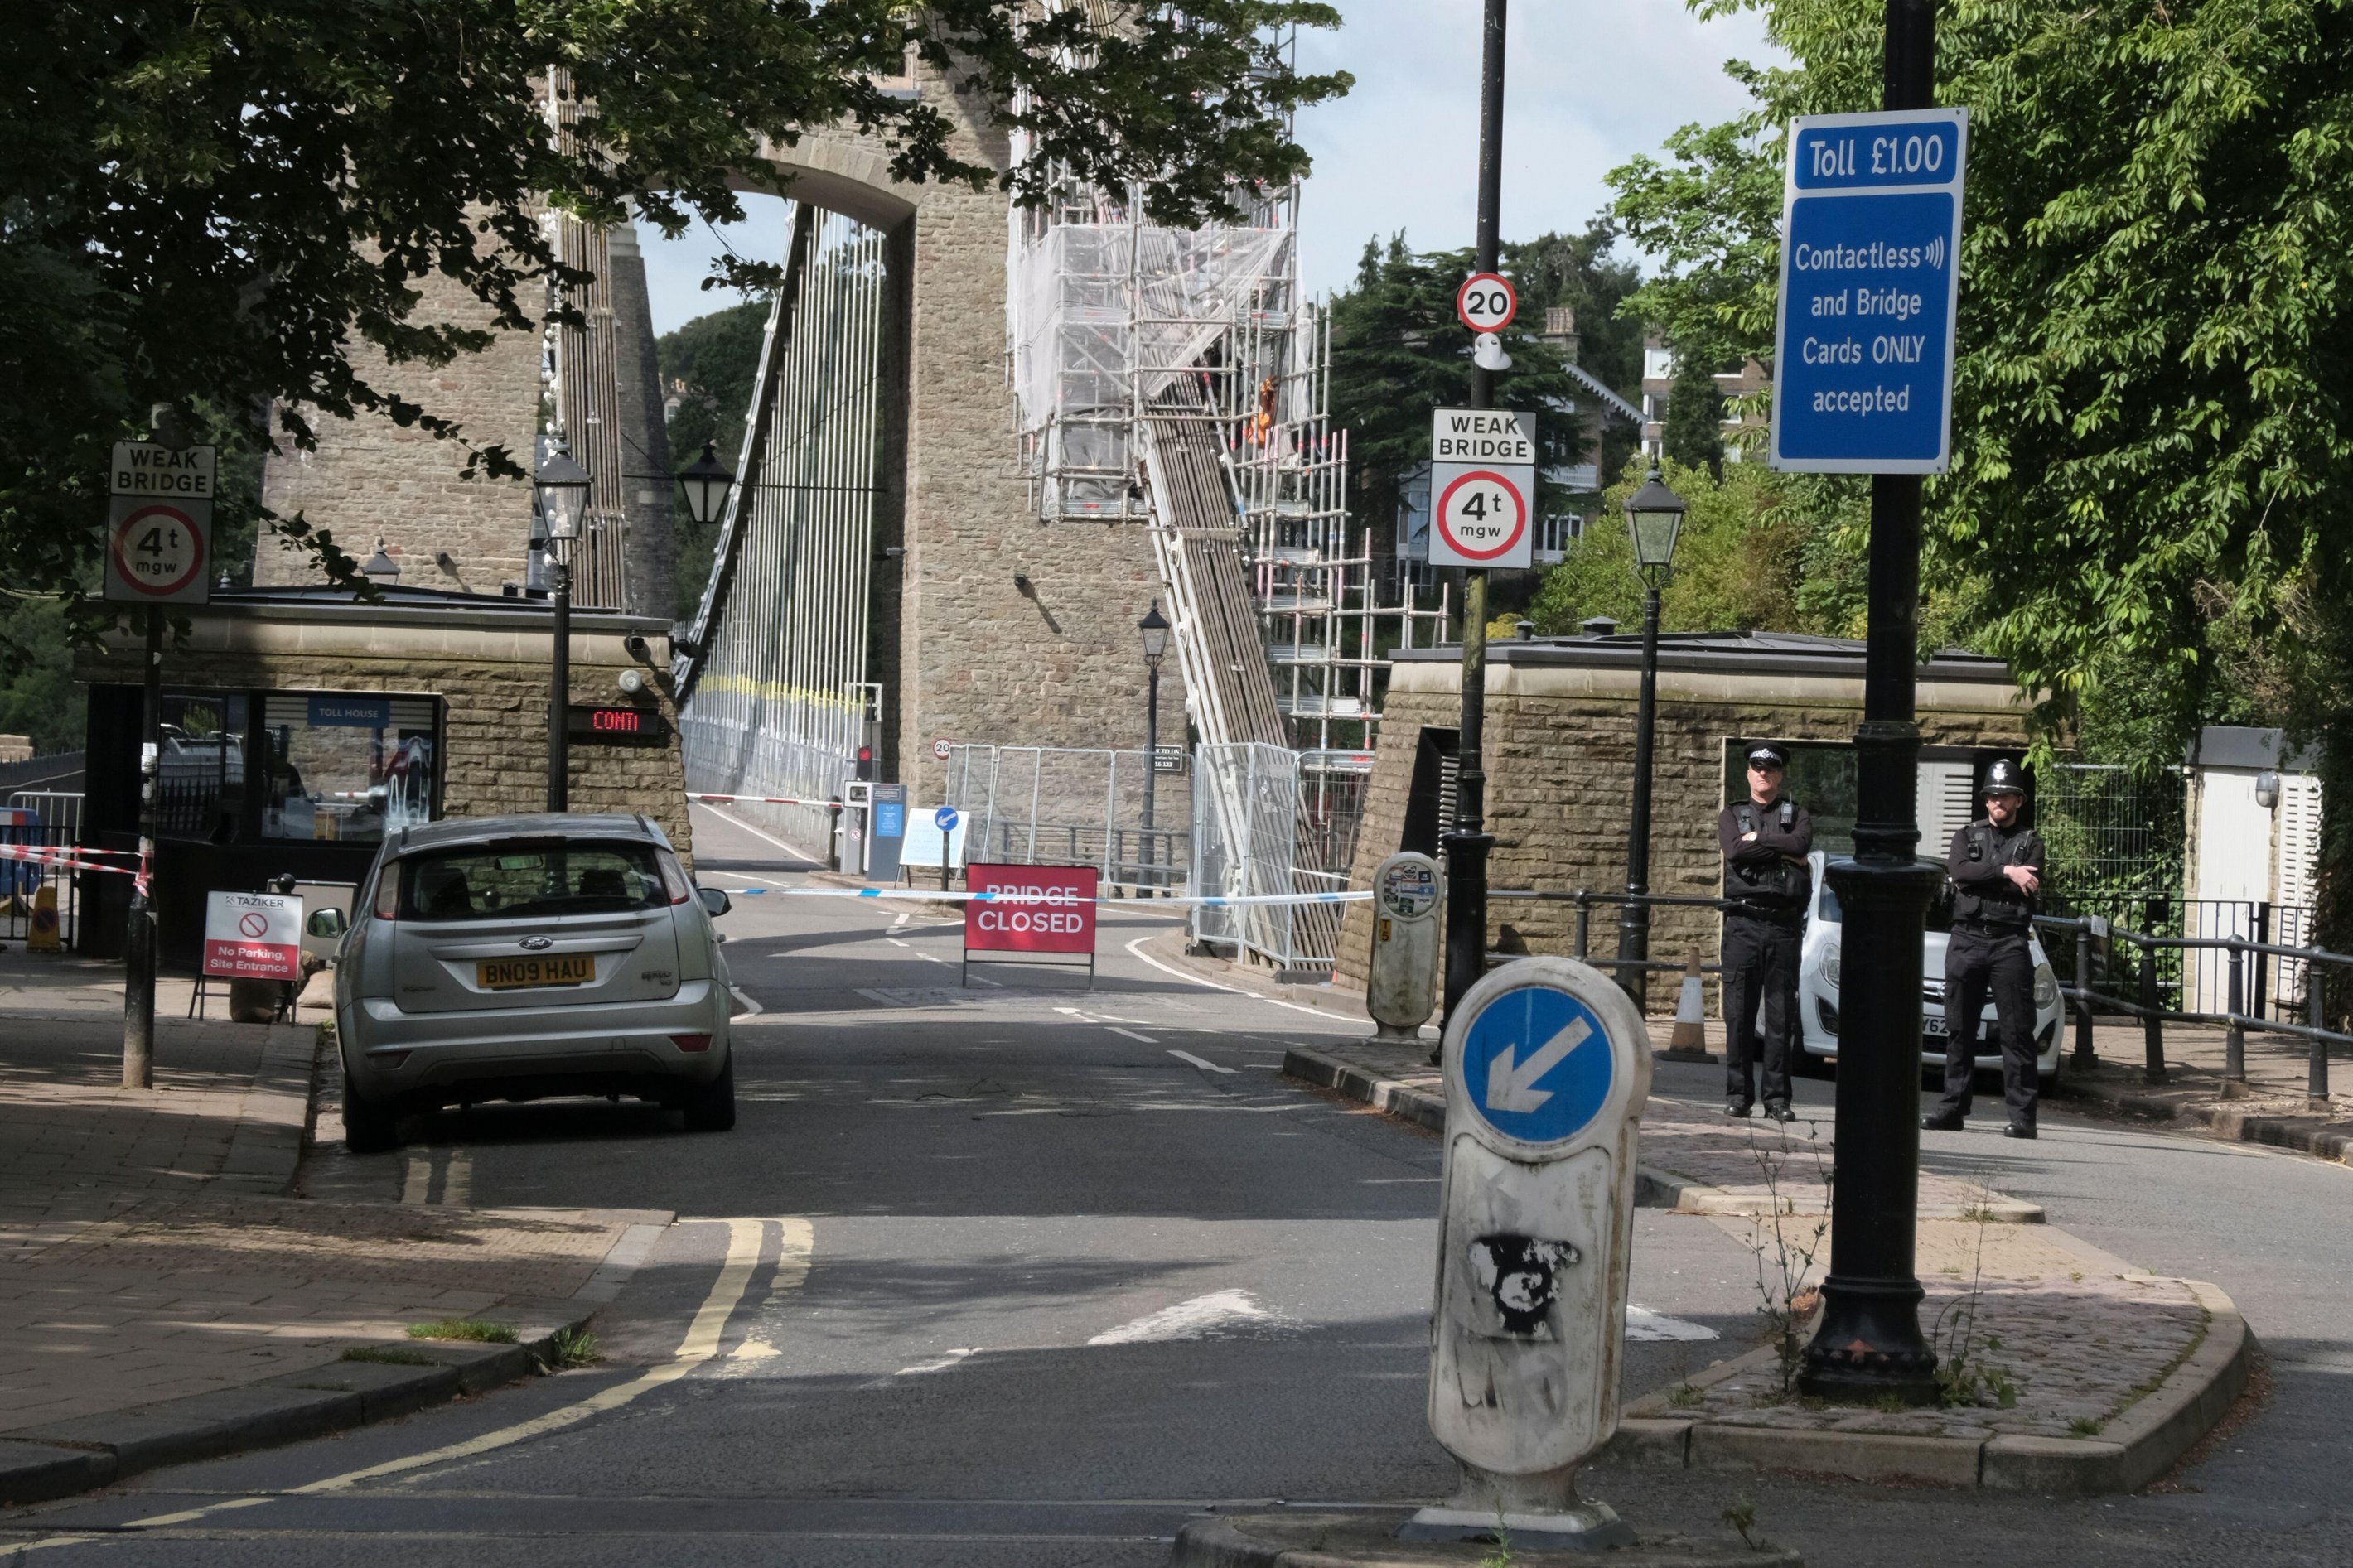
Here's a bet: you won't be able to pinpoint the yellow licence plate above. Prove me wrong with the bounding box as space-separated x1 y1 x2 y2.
476 955 595 990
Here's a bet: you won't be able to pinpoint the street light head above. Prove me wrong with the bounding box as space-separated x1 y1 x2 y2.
1622 466 1688 580
534 441 592 542
360 538 401 586
676 441 735 528
1138 598 1172 668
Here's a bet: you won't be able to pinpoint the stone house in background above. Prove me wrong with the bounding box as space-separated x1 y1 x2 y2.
1333 627 2034 1005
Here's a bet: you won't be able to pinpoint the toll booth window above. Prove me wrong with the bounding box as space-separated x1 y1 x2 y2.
259 694 439 843
157 693 249 843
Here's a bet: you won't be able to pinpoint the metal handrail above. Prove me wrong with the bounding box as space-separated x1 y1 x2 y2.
2033 913 2346 1101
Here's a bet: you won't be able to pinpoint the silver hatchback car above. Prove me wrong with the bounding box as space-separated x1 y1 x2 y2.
334 813 736 1151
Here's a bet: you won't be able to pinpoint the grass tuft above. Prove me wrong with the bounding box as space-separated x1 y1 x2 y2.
406 1318 518 1344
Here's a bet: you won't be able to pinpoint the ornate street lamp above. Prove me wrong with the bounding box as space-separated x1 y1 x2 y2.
360 538 402 587
1615 467 1687 1011
534 441 593 812
1138 600 1172 896
676 441 736 528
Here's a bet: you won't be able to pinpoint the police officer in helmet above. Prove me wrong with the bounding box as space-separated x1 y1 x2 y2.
1923 758 2049 1138
1718 743 1813 1121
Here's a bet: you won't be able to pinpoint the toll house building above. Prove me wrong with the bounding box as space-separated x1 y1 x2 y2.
1335 630 2033 1000
74 586 689 967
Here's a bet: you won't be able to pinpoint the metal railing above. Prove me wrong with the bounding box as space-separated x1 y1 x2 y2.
2035 913 2351 1102
1489 888 1744 1009
0 822 80 945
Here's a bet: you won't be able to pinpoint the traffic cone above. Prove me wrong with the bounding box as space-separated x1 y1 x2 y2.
27 883 61 954
1660 953 1713 1062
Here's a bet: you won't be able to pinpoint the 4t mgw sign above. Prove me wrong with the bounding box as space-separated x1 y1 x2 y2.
104 441 217 605
1428 408 1535 568
964 862 1098 987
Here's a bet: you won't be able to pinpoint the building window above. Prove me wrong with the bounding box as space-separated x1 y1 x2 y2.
158 693 249 842
260 694 439 843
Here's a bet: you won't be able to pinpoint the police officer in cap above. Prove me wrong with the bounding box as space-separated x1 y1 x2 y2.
1924 758 2048 1137
1718 743 1813 1120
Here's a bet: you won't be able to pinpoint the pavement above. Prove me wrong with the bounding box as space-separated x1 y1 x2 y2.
1264 1005 2246 1493
3 805 2351 1564
2048 1019 2353 1164
0 950 665 1505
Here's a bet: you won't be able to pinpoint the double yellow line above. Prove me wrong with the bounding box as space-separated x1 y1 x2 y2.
8 1216 808 1556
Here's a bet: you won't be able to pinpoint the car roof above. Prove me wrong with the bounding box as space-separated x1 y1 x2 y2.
389 813 673 855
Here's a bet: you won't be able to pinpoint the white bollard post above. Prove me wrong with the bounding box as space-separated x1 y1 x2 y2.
1404 956 1650 1549
1366 852 1442 1044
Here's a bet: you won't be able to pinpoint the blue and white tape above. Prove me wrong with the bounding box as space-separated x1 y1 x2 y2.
709 884 1368 908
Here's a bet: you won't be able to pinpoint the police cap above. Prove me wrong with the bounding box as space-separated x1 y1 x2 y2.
1983 758 2027 796
1746 743 1789 770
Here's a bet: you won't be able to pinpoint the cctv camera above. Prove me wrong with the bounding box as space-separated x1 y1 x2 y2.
622 633 650 659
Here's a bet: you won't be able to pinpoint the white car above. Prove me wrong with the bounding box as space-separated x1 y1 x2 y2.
1789 850 2064 1088
334 813 737 1151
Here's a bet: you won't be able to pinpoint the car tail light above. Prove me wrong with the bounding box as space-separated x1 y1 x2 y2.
669 1033 712 1053
655 850 693 906
370 871 399 921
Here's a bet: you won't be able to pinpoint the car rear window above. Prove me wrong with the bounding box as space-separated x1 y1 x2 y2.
398 840 668 921
1818 861 1957 932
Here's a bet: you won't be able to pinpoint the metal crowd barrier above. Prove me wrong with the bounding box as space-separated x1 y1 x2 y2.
2034 914 2352 1102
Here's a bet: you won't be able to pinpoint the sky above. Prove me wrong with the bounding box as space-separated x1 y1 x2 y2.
635 0 1779 338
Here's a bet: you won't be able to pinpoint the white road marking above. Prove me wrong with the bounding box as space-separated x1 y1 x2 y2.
1626 1305 1718 1342
442 1151 471 1209
892 912 910 929
887 938 911 947
728 984 764 1017
10 1217 776 1554
1121 935 1335 1017
399 1155 430 1206
1089 1290 1284 1345
920 953 946 964
969 974 1003 987
689 800 824 863
894 1348 976 1375
1108 1026 1158 1045
1167 1048 1234 1073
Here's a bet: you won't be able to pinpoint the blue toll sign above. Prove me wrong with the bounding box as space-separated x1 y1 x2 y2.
1770 109 1968 475
1457 983 1616 1147
935 806 959 832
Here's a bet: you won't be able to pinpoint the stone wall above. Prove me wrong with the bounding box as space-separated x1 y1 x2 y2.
1334 647 2033 1002
76 605 693 869
257 267 544 596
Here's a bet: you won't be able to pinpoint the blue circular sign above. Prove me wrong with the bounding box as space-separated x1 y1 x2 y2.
935 807 959 832
1459 984 1616 1146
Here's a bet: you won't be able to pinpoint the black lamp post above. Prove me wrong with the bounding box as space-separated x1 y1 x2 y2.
1615 468 1686 1011
535 441 592 813
1796 0 1944 1406
676 441 735 528
1139 600 1172 896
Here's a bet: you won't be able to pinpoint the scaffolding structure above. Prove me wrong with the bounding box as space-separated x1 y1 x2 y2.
1005 51 1448 903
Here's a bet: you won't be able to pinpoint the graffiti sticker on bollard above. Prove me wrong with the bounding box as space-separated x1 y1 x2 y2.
1407 956 1651 1550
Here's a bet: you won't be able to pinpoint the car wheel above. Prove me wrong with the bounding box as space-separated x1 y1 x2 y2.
681 1054 737 1133
343 1077 401 1153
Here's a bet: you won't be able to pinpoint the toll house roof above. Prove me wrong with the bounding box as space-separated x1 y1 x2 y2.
1395 627 2015 685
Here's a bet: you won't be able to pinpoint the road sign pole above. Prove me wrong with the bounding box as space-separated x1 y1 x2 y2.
123 602 161 1090
1444 0 1507 1030
1799 0 1941 1406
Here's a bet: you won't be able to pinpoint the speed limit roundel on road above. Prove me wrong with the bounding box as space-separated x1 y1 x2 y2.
105 502 209 601
1433 468 1529 566
1456 272 1517 334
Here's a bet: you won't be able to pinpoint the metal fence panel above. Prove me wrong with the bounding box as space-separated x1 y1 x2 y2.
1190 742 1343 972
945 745 1190 891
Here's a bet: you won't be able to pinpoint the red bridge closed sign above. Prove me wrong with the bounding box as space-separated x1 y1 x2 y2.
964 862 1099 984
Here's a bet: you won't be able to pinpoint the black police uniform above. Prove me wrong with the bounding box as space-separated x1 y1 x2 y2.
1718 793 1813 1112
1930 812 2048 1130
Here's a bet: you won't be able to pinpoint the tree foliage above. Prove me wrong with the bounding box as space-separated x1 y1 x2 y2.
1662 359 1727 478
1610 0 2353 946
659 297 771 619
0 1 1349 654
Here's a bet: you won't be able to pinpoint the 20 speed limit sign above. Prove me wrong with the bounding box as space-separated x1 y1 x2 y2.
104 499 213 604
1433 469 1529 566
1456 272 1517 334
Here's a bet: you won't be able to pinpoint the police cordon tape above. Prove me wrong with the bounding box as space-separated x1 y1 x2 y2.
0 842 149 895
711 883 1370 909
